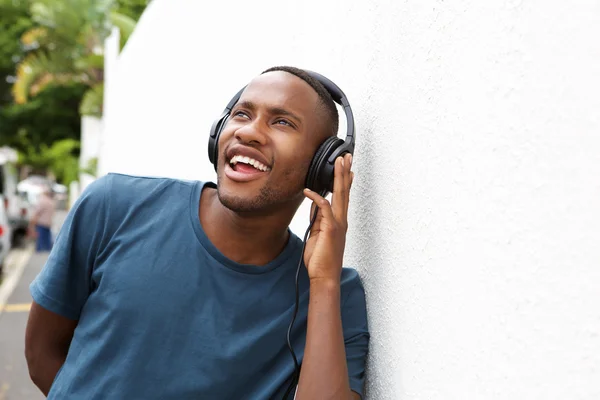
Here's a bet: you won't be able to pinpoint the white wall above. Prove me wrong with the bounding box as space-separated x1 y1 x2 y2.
79 116 102 192
96 27 120 181
99 1 600 398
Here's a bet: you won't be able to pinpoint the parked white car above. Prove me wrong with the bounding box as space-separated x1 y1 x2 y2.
18 175 68 211
0 193 12 275
0 149 31 247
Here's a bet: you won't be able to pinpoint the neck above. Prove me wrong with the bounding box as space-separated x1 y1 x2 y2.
199 186 301 266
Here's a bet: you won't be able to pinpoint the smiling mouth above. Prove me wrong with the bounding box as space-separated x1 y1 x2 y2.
229 155 271 173
224 155 271 182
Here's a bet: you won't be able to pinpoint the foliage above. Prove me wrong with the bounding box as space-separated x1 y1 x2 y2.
79 82 103 117
0 0 33 105
0 0 147 181
0 83 86 153
80 156 98 177
110 10 137 50
115 0 150 21
18 138 80 185
11 0 138 112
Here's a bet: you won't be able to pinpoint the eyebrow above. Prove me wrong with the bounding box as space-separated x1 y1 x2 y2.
233 101 303 126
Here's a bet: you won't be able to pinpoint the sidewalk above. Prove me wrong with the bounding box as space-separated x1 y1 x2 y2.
0 250 47 399
0 210 67 398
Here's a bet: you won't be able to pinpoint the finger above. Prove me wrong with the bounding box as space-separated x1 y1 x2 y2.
342 170 354 225
345 151 352 176
331 156 346 221
304 188 335 224
305 203 326 238
344 153 353 216
308 198 322 230
335 153 352 221
347 170 354 199
309 198 317 221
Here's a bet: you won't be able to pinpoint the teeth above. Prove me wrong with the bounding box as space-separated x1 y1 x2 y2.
229 155 270 172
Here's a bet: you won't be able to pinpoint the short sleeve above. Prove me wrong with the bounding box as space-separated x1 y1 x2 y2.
29 175 111 320
342 272 370 398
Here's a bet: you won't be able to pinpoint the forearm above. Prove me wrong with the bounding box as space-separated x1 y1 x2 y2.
296 278 352 400
26 350 67 396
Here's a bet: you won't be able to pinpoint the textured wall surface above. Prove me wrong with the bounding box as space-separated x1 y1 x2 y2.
99 1 600 398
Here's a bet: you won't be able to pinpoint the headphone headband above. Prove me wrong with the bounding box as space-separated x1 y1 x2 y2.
304 70 355 161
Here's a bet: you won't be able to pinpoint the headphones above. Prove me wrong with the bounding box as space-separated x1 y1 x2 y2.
208 70 356 195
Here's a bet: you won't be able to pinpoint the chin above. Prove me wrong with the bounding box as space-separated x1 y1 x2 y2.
217 182 302 215
216 165 305 213
215 177 265 213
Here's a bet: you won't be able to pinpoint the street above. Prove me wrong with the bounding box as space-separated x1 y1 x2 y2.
0 210 67 399
0 250 46 400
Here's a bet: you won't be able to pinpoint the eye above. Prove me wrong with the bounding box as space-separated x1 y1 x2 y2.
275 119 293 128
233 111 250 119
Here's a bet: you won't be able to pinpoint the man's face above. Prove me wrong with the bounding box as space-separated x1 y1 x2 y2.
215 71 326 213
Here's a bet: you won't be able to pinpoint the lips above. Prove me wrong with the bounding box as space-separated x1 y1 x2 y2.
224 162 268 182
223 145 271 183
225 145 271 169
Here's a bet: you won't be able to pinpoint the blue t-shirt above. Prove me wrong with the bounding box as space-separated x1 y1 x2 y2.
30 173 369 399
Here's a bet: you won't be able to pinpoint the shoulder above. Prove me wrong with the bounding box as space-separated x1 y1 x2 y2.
94 173 199 204
106 172 197 193
77 173 205 218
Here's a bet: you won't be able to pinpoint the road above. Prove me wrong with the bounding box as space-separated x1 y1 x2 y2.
0 251 46 399
0 210 67 399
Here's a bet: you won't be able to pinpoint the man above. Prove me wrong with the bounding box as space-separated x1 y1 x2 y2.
25 66 369 399
28 186 55 252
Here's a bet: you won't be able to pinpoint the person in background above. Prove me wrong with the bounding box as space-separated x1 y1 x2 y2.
29 186 55 252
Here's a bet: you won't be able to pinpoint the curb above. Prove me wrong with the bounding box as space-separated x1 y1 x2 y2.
0 244 34 316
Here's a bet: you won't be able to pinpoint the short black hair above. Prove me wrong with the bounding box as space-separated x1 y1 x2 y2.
262 66 339 137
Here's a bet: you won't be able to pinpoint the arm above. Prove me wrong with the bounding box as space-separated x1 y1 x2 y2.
25 302 77 395
25 176 111 395
296 153 361 400
297 279 360 400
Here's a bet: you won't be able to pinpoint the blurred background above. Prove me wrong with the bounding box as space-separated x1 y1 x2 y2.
0 1 149 398
0 0 148 199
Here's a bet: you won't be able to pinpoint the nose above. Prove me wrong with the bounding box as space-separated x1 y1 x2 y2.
232 117 268 145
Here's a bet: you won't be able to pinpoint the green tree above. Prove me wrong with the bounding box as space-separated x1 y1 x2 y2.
11 0 137 117
19 138 81 185
0 83 86 154
115 0 150 24
0 0 147 184
0 0 33 105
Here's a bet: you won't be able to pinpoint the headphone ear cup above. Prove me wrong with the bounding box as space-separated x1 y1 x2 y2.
306 136 344 194
208 115 229 171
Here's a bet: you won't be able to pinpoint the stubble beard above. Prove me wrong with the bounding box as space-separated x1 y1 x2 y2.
216 170 305 214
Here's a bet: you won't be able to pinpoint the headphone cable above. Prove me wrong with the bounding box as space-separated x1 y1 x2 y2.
282 204 320 400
